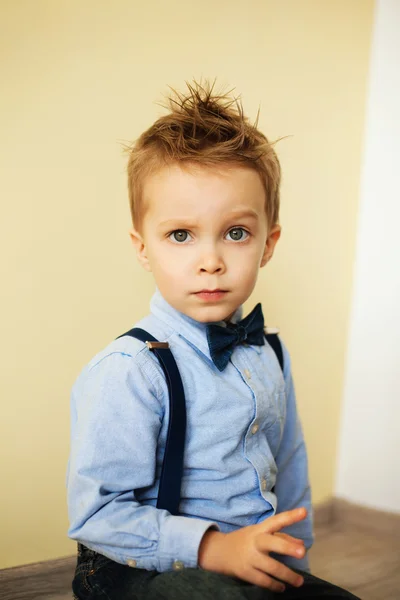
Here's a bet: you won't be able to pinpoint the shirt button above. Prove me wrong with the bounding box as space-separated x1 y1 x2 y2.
261 478 267 491
127 559 137 568
244 368 251 379
173 560 184 571
251 422 259 434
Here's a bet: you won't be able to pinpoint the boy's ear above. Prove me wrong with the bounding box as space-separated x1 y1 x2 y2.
129 228 152 272
260 225 281 268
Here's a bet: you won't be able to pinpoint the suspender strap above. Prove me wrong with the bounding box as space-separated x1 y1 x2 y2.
116 327 186 516
265 333 284 372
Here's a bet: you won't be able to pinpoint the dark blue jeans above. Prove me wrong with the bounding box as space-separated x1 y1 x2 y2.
72 544 361 600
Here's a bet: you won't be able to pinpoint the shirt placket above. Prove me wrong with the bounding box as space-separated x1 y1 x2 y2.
233 351 274 506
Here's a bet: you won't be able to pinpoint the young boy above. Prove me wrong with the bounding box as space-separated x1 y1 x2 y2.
67 82 360 599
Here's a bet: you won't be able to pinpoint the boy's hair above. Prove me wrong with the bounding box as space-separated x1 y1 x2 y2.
126 81 281 234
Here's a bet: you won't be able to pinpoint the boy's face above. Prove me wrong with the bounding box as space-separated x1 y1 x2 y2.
130 163 280 323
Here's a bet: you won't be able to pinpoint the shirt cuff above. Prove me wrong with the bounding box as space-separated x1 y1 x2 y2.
157 515 219 572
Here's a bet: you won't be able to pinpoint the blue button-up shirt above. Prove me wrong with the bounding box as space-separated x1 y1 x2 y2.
67 289 313 573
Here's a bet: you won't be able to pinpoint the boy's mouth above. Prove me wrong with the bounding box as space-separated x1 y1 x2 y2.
194 289 227 301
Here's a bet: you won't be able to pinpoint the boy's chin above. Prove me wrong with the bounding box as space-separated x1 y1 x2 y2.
158 289 243 323
185 305 238 324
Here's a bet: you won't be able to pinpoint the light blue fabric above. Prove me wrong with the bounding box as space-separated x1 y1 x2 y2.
66 289 313 573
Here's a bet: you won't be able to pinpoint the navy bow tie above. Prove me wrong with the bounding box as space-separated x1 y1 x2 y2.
206 303 265 371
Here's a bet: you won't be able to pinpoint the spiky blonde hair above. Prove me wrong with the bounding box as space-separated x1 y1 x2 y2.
126 81 281 233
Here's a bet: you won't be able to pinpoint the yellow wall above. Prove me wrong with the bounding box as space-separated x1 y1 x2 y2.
0 0 374 568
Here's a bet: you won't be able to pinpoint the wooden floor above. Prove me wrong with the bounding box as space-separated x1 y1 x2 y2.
1 518 399 599
308 521 399 600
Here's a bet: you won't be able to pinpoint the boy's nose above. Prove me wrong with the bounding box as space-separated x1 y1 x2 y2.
198 249 225 274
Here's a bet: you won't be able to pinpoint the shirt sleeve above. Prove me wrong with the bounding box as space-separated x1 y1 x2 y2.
272 340 314 573
66 349 218 572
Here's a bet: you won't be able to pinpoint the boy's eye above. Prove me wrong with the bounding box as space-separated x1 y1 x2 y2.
168 228 249 243
227 228 249 241
169 230 192 243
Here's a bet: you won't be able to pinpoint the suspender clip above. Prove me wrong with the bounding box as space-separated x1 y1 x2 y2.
146 341 170 350
264 326 280 335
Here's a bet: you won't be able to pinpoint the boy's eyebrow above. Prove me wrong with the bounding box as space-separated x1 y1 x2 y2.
158 210 259 230
157 219 199 231
228 209 259 220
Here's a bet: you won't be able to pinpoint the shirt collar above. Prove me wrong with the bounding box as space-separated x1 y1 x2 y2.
150 288 243 363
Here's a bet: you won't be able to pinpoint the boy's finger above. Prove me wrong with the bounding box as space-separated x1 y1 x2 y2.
274 532 305 545
256 532 306 559
253 555 304 589
247 568 286 593
260 507 307 534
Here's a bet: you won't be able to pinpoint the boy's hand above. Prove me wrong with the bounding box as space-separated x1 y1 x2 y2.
198 507 307 593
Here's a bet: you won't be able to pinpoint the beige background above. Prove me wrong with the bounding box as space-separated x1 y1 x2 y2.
0 0 374 568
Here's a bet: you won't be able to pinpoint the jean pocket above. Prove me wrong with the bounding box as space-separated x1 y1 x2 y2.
74 546 114 598
89 552 114 575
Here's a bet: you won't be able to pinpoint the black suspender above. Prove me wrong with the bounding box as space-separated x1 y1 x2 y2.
116 327 283 515
116 327 186 516
264 333 283 375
